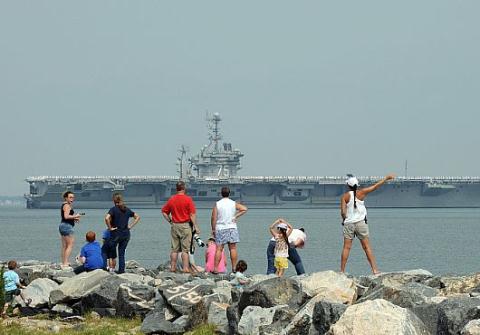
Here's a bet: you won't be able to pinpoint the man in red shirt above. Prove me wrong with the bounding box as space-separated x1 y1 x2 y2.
162 181 199 272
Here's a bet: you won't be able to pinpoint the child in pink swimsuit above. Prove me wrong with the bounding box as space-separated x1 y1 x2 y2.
205 238 226 273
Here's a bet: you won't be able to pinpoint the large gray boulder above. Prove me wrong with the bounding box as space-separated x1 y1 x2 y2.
155 271 192 286
462 319 480 335
22 278 59 308
117 273 155 286
115 283 156 318
80 276 129 314
141 310 185 335
295 271 357 304
237 305 289 335
207 302 230 334
226 302 241 335
49 270 110 304
440 274 480 296
159 282 215 316
358 270 435 294
17 264 51 285
312 300 348 335
437 297 480 335
327 299 430 335
281 293 344 335
238 277 308 315
357 281 439 308
412 297 480 335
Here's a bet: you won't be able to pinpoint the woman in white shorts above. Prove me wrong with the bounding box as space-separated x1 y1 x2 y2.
340 174 395 275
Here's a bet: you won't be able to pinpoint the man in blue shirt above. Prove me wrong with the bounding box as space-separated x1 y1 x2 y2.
74 231 104 274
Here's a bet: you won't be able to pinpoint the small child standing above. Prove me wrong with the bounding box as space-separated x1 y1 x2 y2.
269 219 293 277
101 229 117 272
2 260 30 318
205 237 226 273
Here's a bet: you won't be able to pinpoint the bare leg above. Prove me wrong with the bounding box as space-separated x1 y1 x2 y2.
277 268 285 277
170 251 178 271
360 238 380 275
60 236 66 265
228 243 238 272
63 235 75 266
340 238 353 273
214 244 225 273
181 252 190 272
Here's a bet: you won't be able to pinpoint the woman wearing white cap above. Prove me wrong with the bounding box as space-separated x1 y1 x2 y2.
340 174 395 275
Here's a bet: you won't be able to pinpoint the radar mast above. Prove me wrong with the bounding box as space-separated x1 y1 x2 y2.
190 113 244 179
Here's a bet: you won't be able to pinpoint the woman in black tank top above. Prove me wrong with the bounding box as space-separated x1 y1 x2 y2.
59 191 81 267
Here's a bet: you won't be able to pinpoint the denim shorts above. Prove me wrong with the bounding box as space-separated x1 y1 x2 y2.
59 222 74 236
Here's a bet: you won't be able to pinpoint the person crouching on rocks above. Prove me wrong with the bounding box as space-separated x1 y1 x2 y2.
74 231 104 275
269 219 292 277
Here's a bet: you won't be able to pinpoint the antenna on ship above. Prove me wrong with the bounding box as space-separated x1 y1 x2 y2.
206 112 222 152
177 145 189 179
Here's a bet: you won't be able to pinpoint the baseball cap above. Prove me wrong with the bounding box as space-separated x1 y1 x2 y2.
346 176 359 187
277 223 288 230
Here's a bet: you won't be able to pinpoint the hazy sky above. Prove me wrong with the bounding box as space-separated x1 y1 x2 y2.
1 1 479 196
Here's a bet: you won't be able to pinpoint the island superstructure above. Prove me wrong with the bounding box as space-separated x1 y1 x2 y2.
25 114 480 209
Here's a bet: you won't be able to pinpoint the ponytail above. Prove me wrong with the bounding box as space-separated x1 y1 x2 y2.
352 185 358 209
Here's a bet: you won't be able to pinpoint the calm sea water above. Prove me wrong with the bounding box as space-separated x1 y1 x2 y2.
1 207 479 276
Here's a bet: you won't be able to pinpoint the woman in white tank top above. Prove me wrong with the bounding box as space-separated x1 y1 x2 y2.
340 174 395 275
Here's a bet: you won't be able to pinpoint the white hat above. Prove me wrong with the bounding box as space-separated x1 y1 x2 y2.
277 223 288 230
346 176 359 187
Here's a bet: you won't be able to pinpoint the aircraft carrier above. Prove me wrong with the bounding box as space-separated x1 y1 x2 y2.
25 114 480 209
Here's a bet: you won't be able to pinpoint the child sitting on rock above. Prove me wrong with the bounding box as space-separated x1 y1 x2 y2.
2 260 31 318
269 219 293 277
74 231 104 275
230 260 250 288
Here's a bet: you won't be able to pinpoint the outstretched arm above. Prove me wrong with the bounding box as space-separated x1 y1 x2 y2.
360 174 395 196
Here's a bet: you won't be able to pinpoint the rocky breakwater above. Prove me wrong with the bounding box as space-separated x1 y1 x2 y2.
3 261 480 334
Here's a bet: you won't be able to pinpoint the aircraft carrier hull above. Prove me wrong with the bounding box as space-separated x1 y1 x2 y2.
25 177 480 209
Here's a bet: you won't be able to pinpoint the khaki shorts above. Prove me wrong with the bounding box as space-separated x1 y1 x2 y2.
343 220 369 240
171 223 192 253
274 257 288 269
